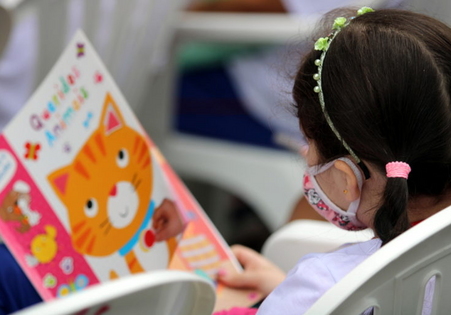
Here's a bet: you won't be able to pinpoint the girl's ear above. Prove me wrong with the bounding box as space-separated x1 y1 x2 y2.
333 160 361 202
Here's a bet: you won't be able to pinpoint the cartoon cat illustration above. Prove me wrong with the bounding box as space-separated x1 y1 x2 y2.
0 181 41 233
48 93 179 277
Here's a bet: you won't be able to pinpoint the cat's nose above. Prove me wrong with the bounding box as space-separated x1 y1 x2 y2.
109 185 117 197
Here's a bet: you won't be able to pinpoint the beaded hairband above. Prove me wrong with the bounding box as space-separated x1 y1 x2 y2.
313 6 374 179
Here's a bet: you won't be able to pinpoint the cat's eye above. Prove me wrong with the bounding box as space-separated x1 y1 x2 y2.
84 198 98 217
116 149 129 168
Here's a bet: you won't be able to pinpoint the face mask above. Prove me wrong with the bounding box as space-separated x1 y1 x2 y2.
303 157 368 231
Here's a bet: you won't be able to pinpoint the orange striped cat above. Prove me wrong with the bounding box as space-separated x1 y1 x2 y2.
48 93 177 278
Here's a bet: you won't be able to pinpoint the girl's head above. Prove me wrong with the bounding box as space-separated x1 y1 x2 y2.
295 9 451 244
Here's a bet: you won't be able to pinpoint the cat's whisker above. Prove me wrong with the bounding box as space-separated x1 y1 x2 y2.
104 222 112 235
99 218 109 228
135 178 142 191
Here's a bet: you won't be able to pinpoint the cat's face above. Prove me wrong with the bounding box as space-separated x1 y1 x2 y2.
49 93 152 256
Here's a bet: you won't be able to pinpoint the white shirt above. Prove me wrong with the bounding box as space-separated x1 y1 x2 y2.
257 238 381 314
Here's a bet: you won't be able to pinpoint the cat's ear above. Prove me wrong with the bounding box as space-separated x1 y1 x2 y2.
48 167 70 198
100 93 126 136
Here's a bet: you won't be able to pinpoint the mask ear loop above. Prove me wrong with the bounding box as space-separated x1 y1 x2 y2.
310 158 370 181
336 157 364 216
307 157 364 201
309 160 336 176
306 157 366 227
338 157 364 190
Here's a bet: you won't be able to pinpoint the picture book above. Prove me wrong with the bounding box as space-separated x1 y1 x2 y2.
0 31 248 308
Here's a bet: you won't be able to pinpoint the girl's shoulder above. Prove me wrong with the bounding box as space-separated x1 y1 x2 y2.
290 238 382 282
257 239 381 315
329 238 382 256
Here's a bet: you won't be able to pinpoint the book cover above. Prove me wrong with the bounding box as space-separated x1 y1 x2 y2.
0 31 240 304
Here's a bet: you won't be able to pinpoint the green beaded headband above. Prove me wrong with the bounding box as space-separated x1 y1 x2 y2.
313 6 374 179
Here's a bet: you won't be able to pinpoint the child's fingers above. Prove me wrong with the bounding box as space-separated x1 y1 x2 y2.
216 262 238 284
152 208 162 222
154 216 184 242
217 266 259 289
231 245 264 267
154 229 169 242
152 217 164 230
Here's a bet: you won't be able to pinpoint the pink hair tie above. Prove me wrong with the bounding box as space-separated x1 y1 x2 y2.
386 161 411 179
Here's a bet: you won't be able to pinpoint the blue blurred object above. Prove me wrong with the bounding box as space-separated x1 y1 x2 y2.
176 65 283 149
0 244 42 314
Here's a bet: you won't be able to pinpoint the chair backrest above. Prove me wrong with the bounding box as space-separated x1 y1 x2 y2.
262 220 374 273
304 205 451 315
5 0 185 114
12 270 216 315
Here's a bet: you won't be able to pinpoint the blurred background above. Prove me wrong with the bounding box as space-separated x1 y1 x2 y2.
0 0 447 252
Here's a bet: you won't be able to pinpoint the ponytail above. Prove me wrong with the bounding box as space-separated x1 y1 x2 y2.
373 175 410 245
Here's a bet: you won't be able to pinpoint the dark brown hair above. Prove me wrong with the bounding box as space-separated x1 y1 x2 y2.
294 9 451 244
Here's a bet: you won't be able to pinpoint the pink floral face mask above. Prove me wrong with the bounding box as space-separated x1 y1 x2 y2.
303 157 368 231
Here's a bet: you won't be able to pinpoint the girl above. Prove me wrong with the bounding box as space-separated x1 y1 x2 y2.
215 7 451 314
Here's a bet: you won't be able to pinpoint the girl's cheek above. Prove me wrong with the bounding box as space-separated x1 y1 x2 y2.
300 145 309 158
305 145 320 167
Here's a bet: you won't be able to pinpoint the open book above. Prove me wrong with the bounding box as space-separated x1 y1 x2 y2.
0 31 256 310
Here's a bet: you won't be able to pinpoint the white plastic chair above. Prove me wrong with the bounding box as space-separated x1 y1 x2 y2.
263 206 451 314
11 270 216 315
262 220 374 272
305 205 451 314
2 0 186 115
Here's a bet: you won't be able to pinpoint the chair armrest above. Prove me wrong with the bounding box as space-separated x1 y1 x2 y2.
261 220 374 272
12 270 216 315
176 12 317 44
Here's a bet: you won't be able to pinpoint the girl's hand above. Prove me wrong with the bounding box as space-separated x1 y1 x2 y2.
217 245 286 297
152 199 186 242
